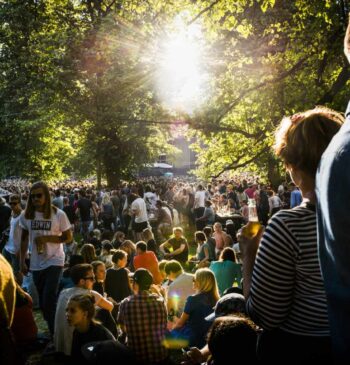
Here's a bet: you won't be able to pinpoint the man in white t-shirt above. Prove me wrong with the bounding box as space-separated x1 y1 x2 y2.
54 264 113 355
19 181 73 335
194 185 206 230
165 260 195 319
130 194 149 241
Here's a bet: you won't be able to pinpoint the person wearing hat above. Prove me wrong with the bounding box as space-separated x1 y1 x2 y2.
117 268 168 365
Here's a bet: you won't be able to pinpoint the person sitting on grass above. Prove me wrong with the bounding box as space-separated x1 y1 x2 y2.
159 227 189 264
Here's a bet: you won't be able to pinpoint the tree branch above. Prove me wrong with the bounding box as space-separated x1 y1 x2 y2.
317 65 350 104
210 145 270 178
215 54 311 124
187 0 222 25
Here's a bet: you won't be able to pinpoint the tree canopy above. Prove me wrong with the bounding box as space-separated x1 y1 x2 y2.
1 0 349 185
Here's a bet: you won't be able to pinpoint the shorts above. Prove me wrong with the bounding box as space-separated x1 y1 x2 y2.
132 221 148 233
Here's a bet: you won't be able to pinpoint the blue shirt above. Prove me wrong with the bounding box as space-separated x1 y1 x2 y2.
316 101 350 363
290 189 302 208
209 260 242 295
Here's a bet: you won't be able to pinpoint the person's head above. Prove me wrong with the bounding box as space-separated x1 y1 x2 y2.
113 231 125 243
173 227 183 239
155 200 163 209
205 293 246 322
195 231 206 244
219 247 237 263
66 294 96 328
204 200 212 208
9 194 21 213
120 240 136 255
131 268 153 293
93 229 101 241
164 260 184 281
214 222 222 232
112 250 128 268
68 254 84 268
101 240 113 255
207 316 258 364
158 260 168 281
91 261 106 282
142 228 154 242
25 181 52 219
70 264 95 289
193 268 220 303
203 226 212 239
80 244 97 264
197 184 203 191
63 197 69 206
136 241 147 255
55 189 61 197
274 107 343 183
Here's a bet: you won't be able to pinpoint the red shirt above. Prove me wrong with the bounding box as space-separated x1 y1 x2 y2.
134 252 162 284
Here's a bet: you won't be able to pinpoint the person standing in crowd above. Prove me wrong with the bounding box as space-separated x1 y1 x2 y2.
193 185 206 230
117 268 168 365
212 222 230 258
100 193 114 231
110 190 120 229
160 227 189 264
2 194 22 274
155 200 172 242
19 181 72 336
267 190 282 217
52 189 64 210
290 184 302 208
315 20 350 364
76 190 93 242
130 193 149 241
0 197 11 241
239 107 343 364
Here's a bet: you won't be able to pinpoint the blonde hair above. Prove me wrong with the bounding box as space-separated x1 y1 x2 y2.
173 227 183 234
274 107 343 177
120 240 136 255
101 193 111 205
195 268 220 303
142 228 154 241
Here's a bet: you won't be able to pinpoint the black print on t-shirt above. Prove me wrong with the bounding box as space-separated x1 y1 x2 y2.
31 220 52 230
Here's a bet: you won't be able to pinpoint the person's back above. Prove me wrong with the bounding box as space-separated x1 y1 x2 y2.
167 272 195 317
134 251 162 285
210 260 242 295
118 285 168 363
316 90 350 362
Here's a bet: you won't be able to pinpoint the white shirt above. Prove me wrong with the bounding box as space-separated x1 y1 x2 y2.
144 192 157 210
54 287 103 355
5 214 22 254
131 197 148 223
194 190 206 209
167 272 195 316
19 208 71 270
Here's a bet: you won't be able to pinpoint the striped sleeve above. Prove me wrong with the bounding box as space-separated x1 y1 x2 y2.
247 213 297 330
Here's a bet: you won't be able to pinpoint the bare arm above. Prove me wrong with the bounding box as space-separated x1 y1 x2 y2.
172 311 189 330
344 14 350 63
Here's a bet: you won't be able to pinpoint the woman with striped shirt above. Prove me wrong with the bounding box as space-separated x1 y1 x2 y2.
239 107 344 364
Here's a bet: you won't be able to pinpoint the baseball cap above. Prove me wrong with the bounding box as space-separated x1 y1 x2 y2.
82 340 137 364
205 293 246 322
130 268 153 289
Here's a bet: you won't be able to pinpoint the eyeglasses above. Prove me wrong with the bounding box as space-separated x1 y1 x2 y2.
84 276 95 281
31 193 43 199
9 202 19 206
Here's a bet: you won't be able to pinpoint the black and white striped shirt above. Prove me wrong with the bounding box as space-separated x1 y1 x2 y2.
247 204 329 336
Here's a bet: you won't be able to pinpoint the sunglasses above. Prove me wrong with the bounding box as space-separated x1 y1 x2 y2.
9 202 19 206
84 276 95 281
31 193 43 199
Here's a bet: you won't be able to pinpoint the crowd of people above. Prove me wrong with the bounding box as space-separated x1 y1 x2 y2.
1 18 350 365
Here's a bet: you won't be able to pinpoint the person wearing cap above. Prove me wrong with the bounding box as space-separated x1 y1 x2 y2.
117 268 168 364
